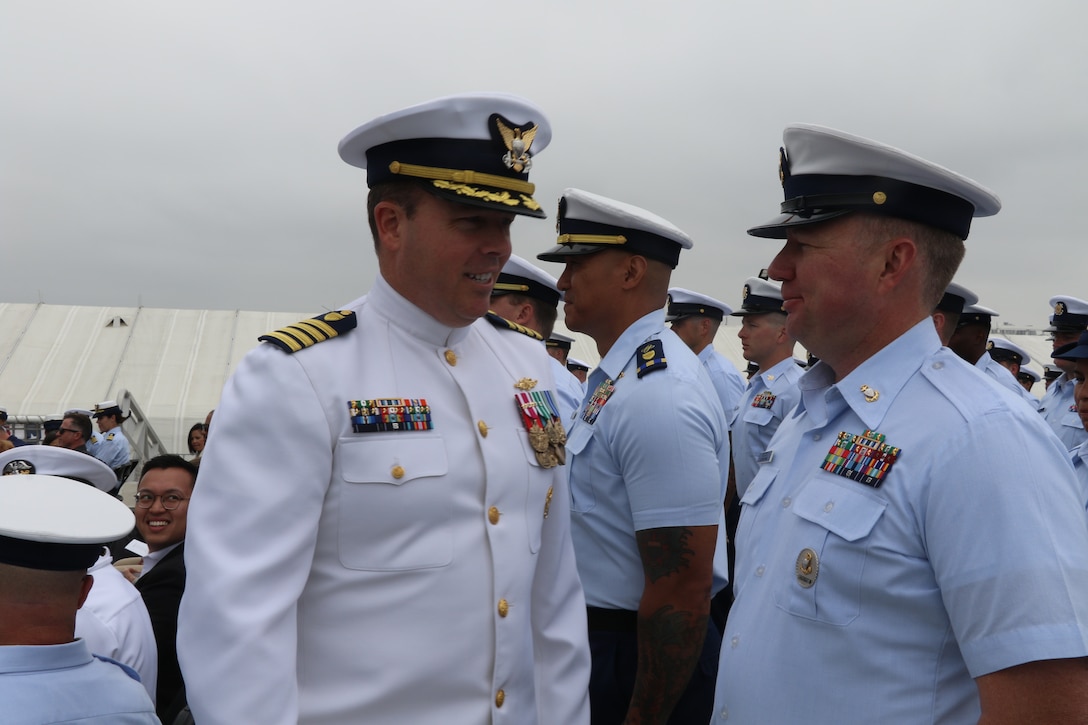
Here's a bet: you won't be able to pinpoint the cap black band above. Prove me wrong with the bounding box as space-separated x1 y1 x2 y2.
936 292 967 314
667 302 724 321
733 293 785 315
783 174 976 239
988 348 1022 365
492 274 560 307
558 219 682 268
546 339 572 351
0 534 102 571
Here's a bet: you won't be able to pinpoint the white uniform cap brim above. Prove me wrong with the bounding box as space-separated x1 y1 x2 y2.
0 446 117 492
785 124 1001 217
562 188 693 249
963 303 1000 316
1020 367 1042 382
501 255 559 292
339 93 552 169
0 474 134 544
549 332 575 344
989 338 1031 365
666 287 731 318
944 281 980 308
1048 296 1088 313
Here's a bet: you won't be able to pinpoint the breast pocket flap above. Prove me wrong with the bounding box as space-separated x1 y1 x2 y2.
792 475 886 542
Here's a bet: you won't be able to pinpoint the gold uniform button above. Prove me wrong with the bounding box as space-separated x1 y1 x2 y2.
444 349 457 366
495 689 505 708
498 599 509 617
488 506 500 525
391 465 405 480
478 420 489 437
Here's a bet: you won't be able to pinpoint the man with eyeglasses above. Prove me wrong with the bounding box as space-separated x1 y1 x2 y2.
130 454 195 722
53 412 93 454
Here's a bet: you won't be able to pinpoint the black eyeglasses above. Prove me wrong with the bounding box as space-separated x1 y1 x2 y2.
135 492 189 510
58 428 81 435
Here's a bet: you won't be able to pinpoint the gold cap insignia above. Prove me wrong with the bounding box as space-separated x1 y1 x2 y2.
743 284 751 299
1056 301 1067 316
493 114 538 173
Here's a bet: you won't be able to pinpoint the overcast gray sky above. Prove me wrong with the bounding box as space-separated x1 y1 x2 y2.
3 1 1085 327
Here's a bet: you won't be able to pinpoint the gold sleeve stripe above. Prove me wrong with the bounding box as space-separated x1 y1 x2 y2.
294 320 334 340
557 233 628 246
264 330 303 352
286 325 320 345
304 318 339 338
389 161 535 195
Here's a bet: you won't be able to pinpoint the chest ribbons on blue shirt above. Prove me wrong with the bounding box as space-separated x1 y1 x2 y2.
822 429 901 488
752 390 777 409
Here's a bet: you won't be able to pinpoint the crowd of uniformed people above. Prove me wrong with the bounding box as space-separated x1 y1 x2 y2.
3 93 1088 724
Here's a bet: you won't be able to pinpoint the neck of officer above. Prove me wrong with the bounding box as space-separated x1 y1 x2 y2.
0 566 88 646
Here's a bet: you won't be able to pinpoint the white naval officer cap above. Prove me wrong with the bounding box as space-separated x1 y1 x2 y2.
1017 366 1041 385
958 302 999 327
537 188 694 269
546 332 575 352
338 93 552 218
0 445 118 493
987 338 1031 366
66 408 94 418
665 288 731 321
493 254 561 307
730 277 786 317
567 357 590 372
92 400 124 419
1047 295 1088 332
936 281 980 315
748 124 1001 240
0 474 134 571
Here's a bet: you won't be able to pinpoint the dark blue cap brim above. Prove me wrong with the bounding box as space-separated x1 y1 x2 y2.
747 210 853 239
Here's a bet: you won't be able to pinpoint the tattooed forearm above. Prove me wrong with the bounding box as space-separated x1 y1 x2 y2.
626 604 709 725
637 527 696 584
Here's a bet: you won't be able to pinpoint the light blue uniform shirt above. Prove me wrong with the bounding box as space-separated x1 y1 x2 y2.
90 427 131 470
1041 373 1088 450
976 352 1040 411
566 310 729 609
715 320 1088 724
730 356 803 499
1071 440 1088 510
700 347 745 431
0 639 159 724
551 355 586 427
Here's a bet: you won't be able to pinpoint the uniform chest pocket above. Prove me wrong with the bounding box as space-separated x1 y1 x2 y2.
742 405 775 427
773 474 887 625
564 423 596 513
336 436 451 571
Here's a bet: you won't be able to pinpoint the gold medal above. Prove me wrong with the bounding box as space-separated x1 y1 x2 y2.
528 423 550 453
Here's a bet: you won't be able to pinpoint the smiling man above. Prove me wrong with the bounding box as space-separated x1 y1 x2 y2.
713 125 1088 724
129 454 194 721
178 94 589 725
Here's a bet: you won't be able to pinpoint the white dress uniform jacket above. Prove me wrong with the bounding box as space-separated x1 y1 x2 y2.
76 552 158 704
178 276 591 725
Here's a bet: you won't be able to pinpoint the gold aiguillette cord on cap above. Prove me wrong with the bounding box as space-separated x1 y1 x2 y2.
388 161 535 195
557 234 628 246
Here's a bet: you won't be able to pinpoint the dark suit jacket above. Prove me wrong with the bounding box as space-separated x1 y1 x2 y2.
136 542 186 719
